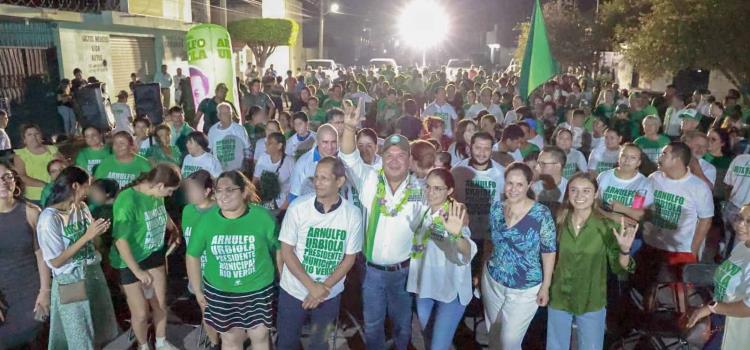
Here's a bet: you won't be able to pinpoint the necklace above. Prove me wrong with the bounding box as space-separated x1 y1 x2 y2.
375 170 413 217
411 201 450 259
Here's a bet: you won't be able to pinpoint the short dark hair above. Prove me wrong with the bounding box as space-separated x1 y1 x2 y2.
572 109 585 117
403 99 418 116
73 68 82 75
502 124 525 141
326 108 345 122
471 131 494 146
541 145 567 167
187 131 210 152
292 111 309 123
668 141 691 167
168 106 183 114
317 156 347 179
250 78 261 86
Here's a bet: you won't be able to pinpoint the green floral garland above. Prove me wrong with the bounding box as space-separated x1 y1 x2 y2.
375 169 414 217
411 201 452 259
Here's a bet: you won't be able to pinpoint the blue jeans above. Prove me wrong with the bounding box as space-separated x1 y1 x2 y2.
416 297 466 350
276 289 341 350
362 265 413 350
547 307 606 350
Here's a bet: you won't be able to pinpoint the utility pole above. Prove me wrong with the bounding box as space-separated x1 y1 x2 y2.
318 0 326 58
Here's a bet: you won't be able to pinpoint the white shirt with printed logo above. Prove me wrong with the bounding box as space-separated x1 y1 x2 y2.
596 169 654 209
724 154 750 208
279 194 363 301
207 122 250 172
253 153 295 207
451 159 505 240
424 101 458 137
644 171 714 253
181 152 223 178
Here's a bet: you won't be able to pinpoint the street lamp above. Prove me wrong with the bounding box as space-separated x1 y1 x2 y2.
318 1 340 58
398 0 449 68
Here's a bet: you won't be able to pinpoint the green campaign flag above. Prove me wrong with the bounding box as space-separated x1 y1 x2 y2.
519 0 559 100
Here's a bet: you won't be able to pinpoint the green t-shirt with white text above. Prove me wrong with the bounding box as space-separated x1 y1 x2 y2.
110 187 168 268
94 154 152 188
186 204 279 293
75 146 112 174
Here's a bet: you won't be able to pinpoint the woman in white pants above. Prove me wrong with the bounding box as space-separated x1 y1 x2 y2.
481 162 557 349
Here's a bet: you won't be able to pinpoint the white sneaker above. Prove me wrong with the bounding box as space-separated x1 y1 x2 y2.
155 340 179 350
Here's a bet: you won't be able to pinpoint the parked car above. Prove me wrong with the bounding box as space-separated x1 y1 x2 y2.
306 59 338 79
446 58 472 81
369 58 399 76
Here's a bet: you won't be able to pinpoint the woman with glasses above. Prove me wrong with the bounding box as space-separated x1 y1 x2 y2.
407 168 476 350
110 164 181 350
0 161 51 348
186 171 280 350
688 203 750 350
482 162 557 350
547 172 637 350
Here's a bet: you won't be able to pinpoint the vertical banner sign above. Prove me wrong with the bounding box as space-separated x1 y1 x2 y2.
186 24 237 128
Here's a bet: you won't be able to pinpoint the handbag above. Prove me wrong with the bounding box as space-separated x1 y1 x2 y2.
58 280 87 304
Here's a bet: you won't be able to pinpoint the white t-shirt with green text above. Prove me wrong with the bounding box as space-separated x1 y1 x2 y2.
596 169 654 209
713 242 750 349
182 151 223 178
724 154 750 208
451 159 505 240
278 194 363 301
207 122 250 172
644 171 714 253
37 205 98 276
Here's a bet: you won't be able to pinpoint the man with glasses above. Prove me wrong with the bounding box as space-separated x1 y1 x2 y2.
532 146 569 215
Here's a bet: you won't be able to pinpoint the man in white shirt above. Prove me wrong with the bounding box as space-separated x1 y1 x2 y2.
452 132 505 243
532 146 569 216
466 87 503 120
491 124 524 166
277 156 362 350
339 105 428 350
663 93 687 138
423 86 458 137
0 109 12 151
722 154 750 255
207 102 251 172
286 112 316 157
153 64 173 108
683 130 716 188
289 124 338 201
110 90 134 134
643 142 714 272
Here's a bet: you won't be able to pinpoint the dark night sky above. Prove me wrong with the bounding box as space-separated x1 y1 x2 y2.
301 0 597 63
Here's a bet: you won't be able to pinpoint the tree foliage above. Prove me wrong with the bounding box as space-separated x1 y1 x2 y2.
599 0 750 91
514 2 599 71
228 18 299 70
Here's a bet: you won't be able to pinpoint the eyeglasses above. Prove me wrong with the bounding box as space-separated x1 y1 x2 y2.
425 185 448 193
215 187 241 196
0 173 14 183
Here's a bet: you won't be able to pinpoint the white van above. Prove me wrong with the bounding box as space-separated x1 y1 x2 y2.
306 59 338 79
369 58 399 76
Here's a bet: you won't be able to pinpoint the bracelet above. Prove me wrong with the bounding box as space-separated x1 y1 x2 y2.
449 233 462 242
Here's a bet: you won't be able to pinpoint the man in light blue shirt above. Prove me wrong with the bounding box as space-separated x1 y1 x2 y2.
153 64 173 109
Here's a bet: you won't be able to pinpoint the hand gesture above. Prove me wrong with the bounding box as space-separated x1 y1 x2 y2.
686 306 711 328
537 285 550 306
84 218 111 241
302 295 322 310
343 96 365 128
613 217 638 253
445 202 466 237
34 290 50 316
135 269 153 286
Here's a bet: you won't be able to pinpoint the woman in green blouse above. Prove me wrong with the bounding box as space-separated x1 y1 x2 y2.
546 172 638 350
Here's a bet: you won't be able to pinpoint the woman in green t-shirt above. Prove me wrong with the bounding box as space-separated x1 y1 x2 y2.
148 125 182 166
75 126 111 175
110 163 181 350
181 169 219 348
94 131 152 188
186 170 279 350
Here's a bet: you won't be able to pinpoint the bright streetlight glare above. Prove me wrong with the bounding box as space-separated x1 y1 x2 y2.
398 0 449 49
330 3 340 14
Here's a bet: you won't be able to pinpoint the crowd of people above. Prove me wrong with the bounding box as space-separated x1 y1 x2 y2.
1 60 749 350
